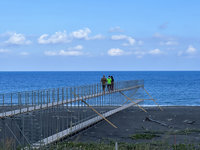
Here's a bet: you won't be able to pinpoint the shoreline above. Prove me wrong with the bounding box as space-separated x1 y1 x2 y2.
139 105 200 107
142 104 200 106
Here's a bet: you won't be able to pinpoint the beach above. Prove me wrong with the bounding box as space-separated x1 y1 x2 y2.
68 106 200 145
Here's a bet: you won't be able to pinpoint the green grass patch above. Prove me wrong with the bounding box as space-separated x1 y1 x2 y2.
171 129 200 135
48 142 115 150
138 128 200 136
46 141 200 150
130 133 160 140
143 130 165 134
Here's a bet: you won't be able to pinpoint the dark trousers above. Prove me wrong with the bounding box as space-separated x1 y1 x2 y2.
102 85 106 91
107 84 111 91
111 83 114 91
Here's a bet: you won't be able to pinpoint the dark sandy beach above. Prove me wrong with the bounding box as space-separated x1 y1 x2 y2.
68 106 200 145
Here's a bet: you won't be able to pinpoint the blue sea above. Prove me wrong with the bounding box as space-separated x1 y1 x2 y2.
0 71 200 106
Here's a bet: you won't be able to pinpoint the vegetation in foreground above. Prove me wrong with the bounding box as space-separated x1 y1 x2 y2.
129 128 200 140
46 141 200 150
130 133 160 140
44 128 200 150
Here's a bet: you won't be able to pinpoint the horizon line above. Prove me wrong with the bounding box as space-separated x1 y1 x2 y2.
0 70 200 72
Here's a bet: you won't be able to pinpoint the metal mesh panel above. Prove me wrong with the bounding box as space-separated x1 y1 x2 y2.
0 80 144 149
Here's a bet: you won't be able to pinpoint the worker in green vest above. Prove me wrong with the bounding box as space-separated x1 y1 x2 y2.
107 76 112 92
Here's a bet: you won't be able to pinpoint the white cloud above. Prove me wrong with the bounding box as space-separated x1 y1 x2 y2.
132 49 164 58
186 45 196 54
70 28 91 40
109 26 124 32
111 35 127 40
44 49 83 56
107 48 124 56
88 34 104 40
38 31 70 44
68 45 83 51
149 49 164 55
178 45 198 57
165 41 178 45
160 41 178 46
133 51 146 58
71 28 104 40
38 28 103 44
0 49 9 53
0 32 14 37
111 35 135 46
123 37 135 46
58 50 83 56
20 52 29 56
5 33 31 45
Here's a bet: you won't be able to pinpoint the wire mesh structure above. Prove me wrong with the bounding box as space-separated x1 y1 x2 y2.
0 80 145 149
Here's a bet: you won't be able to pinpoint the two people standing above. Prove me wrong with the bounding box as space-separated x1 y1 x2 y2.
101 75 114 93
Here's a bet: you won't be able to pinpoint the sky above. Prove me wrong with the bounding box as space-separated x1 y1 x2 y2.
0 0 200 71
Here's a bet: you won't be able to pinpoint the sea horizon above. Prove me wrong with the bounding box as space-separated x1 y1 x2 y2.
0 71 200 106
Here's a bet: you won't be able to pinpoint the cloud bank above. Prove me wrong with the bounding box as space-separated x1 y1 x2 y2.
38 28 104 44
111 35 135 46
5 33 31 45
107 48 124 56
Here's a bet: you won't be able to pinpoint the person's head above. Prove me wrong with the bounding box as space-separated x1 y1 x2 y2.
108 76 110 78
103 75 105 77
111 76 113 79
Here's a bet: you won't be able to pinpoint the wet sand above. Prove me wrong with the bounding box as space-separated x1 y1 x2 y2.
69 106 200 144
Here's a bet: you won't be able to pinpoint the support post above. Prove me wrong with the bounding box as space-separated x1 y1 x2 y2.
73 92 117 129
143 88 163 111
119 91 147 113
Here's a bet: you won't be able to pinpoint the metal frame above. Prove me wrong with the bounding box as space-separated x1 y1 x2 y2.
0 80 150 149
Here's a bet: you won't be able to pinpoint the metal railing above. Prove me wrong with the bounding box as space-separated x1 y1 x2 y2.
0 80 144 149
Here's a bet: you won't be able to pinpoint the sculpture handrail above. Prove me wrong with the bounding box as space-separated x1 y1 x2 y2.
0 80 144 118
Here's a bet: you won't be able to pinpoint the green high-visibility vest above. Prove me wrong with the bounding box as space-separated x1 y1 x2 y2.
107 78 112 84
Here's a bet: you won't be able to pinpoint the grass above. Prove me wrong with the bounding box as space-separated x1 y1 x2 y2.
48 142 114 150
132 128 200 138
46 141 200 150
2 128 200 149
130 133 160 140
34 128 200 149
171 129 200 135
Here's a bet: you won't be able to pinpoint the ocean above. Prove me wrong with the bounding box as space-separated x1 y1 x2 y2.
0 71 200 106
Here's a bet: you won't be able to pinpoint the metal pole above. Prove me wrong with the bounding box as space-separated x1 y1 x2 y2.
115 142 118 150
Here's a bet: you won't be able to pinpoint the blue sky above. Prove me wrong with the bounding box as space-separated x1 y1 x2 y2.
0 0 200 71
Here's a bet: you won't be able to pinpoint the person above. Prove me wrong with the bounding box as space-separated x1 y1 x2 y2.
111 76 114 91
101 75 107 93
107 76 112 92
